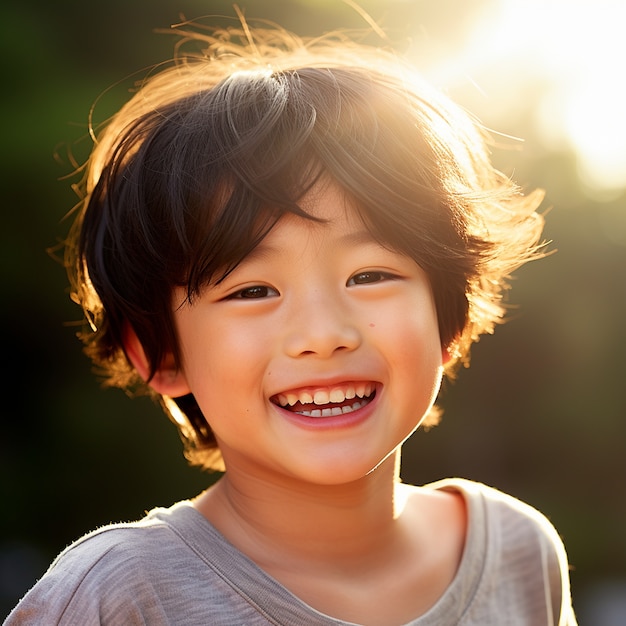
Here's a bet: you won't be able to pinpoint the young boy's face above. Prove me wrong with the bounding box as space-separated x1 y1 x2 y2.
170 181 446 485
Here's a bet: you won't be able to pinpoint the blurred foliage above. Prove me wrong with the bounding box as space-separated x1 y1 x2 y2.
1 0 625 620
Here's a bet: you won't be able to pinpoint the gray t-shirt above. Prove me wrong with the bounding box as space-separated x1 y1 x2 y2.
5 478 577 625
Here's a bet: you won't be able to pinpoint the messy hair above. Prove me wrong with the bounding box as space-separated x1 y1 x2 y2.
67 23 545 471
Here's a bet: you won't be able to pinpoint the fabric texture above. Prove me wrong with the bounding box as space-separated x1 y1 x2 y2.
5 478 577 625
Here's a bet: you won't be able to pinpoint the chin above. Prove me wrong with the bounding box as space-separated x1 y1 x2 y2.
286 448 399 487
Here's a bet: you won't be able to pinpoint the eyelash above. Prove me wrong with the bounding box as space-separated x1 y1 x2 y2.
347 271 397 286
227 271 397 299
229 285 279 299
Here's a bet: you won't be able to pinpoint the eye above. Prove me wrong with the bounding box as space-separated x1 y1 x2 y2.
229 285 279 299
347 271 396 286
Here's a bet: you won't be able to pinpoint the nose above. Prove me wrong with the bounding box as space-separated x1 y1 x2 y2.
283 290 362 359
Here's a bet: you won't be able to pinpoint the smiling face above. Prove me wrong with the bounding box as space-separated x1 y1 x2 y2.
169 180 446 485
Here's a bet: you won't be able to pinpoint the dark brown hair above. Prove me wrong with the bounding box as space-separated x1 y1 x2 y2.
67 24 545 471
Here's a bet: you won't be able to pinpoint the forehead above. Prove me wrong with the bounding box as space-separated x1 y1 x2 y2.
246 180 378 259
298 178 358 222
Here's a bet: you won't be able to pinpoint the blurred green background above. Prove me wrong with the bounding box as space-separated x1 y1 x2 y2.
1 0 625 622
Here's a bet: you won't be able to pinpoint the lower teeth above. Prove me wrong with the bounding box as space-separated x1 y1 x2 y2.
296 398 368 418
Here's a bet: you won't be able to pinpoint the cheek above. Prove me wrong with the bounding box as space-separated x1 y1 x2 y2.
394 326 443 379
179 310 262 363
177 316 274 407
377 303 442 361
376 306 444 405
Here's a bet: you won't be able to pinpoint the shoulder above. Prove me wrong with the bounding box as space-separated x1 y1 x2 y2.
49 501 200 582
430 477 565 545
431 478 569 575
5 502 203 625
425 478 577 625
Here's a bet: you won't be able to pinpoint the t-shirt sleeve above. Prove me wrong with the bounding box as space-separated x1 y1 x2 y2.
4 531 170 626
481 485 578 626
530 511 577 626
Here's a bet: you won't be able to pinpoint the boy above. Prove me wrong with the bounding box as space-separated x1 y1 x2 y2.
6 22 576 625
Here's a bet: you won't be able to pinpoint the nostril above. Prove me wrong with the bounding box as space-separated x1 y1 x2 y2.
283 324 362 358
296 345 352 357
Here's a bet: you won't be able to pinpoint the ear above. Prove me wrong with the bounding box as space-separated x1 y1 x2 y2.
123 324 191 398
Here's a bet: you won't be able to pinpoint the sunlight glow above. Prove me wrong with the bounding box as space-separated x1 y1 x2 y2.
413 0 626 196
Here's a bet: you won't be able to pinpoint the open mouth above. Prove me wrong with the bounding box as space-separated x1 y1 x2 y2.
272 382 376 417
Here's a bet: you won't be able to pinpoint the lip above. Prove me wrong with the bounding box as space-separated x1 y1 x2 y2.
271 382 381 431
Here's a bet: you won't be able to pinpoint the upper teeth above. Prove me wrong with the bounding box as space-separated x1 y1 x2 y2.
276 383 374 407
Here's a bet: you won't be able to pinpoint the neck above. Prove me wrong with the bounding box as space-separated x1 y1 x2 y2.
194 451 407 567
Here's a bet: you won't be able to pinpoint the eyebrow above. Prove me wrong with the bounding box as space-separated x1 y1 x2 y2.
250 228 380 257
337 229 381 247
